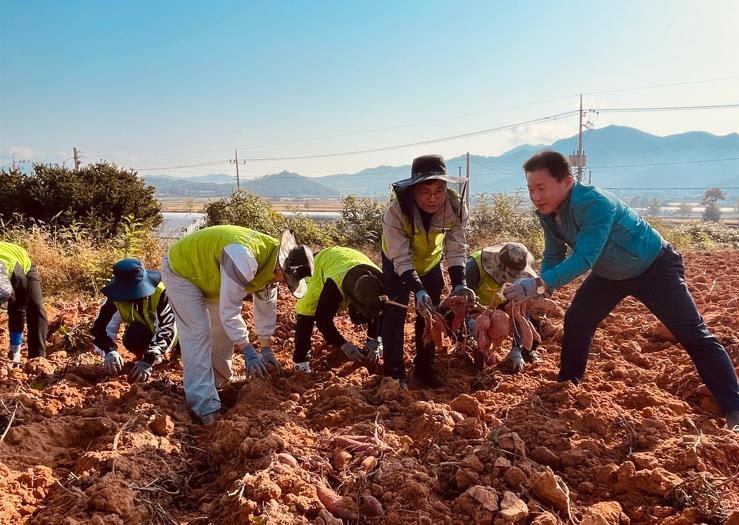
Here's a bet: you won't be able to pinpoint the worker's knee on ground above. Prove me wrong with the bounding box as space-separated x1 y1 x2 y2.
122 322 153 359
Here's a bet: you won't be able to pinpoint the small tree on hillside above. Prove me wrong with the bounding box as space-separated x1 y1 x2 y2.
646 197 662 216
336 195 385 248
701 188 725 222
677 202 693 218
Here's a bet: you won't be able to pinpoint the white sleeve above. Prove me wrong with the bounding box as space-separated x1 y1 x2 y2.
219 244 259 344
106 311 123 341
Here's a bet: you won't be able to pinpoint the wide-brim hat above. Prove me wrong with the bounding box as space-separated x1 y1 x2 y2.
480 242 537 284
342 265 384 320
393 154 467 189
0 261 12 305
101 258 161 301
278 230 314 299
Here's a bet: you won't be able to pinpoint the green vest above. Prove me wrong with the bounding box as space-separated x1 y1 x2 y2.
113 282 165 333
0 242 32 277
296 247 379 316
381 190 462 276
470 250 505 308
168 225 279 299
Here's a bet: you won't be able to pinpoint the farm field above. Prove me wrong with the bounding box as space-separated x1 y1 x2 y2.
1 250 738 524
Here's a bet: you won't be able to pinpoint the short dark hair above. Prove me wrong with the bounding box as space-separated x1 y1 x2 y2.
523 150 572 181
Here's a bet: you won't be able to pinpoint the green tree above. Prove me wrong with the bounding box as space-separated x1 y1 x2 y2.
701 188 725 222
1 162 161 238
677 202 694 218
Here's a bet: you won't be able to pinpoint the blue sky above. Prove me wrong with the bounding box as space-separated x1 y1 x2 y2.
2 0 738 178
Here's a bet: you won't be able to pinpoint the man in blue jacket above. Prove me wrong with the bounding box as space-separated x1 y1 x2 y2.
503 150 739 431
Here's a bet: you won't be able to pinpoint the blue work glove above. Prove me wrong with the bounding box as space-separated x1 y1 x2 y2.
104 350 124 375
129 360 153 383
503 347 526 373
341 341 365 363
415 290 433 315
502 277 539 303
260 347 283 376
452 284 477 304
363 338 382 366
242 343 267 379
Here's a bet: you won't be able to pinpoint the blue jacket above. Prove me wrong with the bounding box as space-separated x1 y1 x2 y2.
538 182 664 290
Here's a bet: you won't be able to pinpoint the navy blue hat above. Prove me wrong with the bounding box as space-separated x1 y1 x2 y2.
393 154 466 189
101 258 161 301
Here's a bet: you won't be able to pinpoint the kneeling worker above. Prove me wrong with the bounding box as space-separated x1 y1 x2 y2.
91 258 178 382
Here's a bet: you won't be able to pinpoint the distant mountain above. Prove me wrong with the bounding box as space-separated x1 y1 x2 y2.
144 126 739 200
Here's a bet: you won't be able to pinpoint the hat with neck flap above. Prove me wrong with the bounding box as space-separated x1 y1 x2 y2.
392 154 467 190
342 265 384 321
278 230 314 299
480 242 537 284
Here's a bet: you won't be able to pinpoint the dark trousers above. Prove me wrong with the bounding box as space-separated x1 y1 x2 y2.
381 254 444 379
8 265 48 358
559 245 739 414
293 279 379 363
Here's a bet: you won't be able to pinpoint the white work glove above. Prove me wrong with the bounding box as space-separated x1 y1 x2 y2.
341 341 365 363
363 338 382 366
104 350 124 375
129 361 153 382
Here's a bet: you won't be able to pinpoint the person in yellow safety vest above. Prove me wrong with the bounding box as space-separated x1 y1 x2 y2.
0 241 48 364
465 242 542 372
381 154 475 390
91 258 178 383
160 226 313 426
292 246 384 373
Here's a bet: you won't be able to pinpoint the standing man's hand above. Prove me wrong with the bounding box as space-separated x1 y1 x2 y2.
415 290 433 314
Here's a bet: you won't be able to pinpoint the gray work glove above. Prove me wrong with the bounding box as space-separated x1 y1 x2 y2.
503 347 526 374
341 341 365 363
363 338 382 366
8 345 21 364
452 284 477 304
242 342 267 379
415 290 433 315
129 360 153 383
104 350 124 375
260 347 283 376
502 277 539 303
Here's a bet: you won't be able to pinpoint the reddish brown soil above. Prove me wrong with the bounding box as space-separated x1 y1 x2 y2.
1 250 738 524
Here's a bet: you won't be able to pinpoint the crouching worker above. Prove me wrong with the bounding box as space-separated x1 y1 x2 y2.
161 226 313 426
466 242 541 372
292 246 384 373
381 154 473 389
91 258 177 383
0 241 48 364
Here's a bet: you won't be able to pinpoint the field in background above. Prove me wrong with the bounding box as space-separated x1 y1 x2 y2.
159 197 345 213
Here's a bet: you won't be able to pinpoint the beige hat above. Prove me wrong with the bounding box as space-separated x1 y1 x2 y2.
480 242 537 284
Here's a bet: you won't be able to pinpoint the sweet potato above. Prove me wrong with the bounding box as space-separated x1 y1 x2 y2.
275 452 299 468
333 448 352 470
361 491 385 515
315 483 359 520
474 313 492 352
488 309 509 345
422 311 449 351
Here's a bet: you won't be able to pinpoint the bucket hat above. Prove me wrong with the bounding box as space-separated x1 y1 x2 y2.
480 242 537 284
392 154 467 189
342 265 384 320
101 258 161 301
278 230 314 298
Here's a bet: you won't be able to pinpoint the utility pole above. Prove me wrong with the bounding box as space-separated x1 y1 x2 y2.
568 95 587 182
229 149 246 191
465 152 470 204
73 147 81 171
11 153 29 171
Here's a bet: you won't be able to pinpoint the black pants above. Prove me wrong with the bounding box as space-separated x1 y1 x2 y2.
559 245 739 414
381 254 444 380
292 279 379 363
8 265 48 358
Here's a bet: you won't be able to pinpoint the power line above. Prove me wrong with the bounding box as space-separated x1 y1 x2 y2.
135 160 229 171
593 103 739 113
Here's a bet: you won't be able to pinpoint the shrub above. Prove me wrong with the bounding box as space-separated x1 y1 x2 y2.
467 192 543 257
335 195 385 249
203 190 285 236
0 162 161 240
